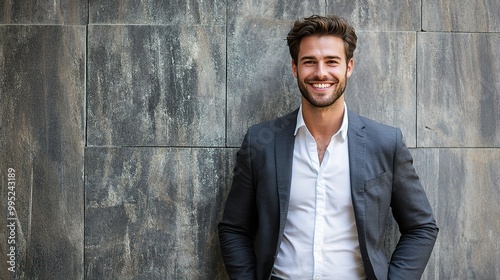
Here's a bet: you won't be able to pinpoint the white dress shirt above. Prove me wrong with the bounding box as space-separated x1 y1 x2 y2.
273 103 365 280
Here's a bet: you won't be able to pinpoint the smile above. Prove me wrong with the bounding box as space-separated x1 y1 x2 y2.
311 83 332 89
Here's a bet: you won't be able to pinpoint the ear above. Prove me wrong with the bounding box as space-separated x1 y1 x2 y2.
291 59 298 78
346 58 354 78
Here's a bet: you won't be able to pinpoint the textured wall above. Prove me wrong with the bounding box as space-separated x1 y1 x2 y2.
1 1 499 279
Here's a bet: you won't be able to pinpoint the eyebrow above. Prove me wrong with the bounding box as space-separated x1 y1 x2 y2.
299 55 342 61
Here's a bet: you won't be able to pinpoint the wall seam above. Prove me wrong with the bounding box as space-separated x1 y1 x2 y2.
82 1 90 279
224 2 229 148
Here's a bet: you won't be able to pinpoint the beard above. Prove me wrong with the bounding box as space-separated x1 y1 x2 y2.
297 71 348 108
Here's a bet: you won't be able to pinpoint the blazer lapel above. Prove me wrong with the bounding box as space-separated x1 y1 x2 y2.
274 109 298 238
347 110 367 195
347 110 367 240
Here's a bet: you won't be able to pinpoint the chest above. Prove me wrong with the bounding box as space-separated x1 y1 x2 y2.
289 133 351 210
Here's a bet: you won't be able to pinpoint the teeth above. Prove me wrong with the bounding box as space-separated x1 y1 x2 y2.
312 83 331 88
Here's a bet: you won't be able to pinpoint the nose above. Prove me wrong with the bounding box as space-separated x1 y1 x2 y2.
314 62 328 79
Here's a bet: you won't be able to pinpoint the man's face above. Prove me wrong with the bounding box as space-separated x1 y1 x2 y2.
292 35 354 109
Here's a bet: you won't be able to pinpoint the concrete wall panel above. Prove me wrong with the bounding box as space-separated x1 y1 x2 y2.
0 25 85 279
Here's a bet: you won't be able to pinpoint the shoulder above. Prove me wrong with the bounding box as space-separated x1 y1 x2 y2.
361 115 398 133
348 110 404 144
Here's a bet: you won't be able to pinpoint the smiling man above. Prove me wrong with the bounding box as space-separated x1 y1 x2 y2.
219 15 438 280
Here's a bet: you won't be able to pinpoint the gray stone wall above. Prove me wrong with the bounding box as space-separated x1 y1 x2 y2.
0 1 498 279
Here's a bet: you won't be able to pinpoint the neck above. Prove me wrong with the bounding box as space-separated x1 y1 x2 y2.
301 96 345 140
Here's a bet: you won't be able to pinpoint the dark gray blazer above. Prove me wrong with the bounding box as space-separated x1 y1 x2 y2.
219 109 438 280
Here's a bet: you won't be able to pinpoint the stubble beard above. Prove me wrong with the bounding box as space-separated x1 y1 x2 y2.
297 72 348 109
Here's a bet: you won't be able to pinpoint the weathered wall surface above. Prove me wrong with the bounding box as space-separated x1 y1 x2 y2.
1 1 499 279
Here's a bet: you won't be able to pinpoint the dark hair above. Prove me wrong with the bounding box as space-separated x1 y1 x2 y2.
287 15 357 65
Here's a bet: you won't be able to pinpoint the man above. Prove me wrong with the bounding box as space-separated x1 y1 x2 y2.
219 15 438 280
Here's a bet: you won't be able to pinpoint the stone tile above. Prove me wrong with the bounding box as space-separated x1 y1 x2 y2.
85 147 233 279
417 33 500 147
326 0 421 31
0 0 87 24
89 0 225 25
423 0 500 32
226 19 301 146
87 25 226 147
227 0 325 21
0 26 85 279
347 31 417 147
227 18 418 147
412 149 500 279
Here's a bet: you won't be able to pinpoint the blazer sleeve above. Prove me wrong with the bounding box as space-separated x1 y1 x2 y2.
218 130 258 280
388 128 439 279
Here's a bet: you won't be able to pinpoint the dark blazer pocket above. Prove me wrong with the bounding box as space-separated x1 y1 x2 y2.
364 172 390 191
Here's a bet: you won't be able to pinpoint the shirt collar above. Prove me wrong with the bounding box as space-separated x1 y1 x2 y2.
294 102 349 141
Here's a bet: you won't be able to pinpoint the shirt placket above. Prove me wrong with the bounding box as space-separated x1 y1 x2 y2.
313 149 329 280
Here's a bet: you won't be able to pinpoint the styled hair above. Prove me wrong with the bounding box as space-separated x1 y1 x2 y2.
287 15 357 65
